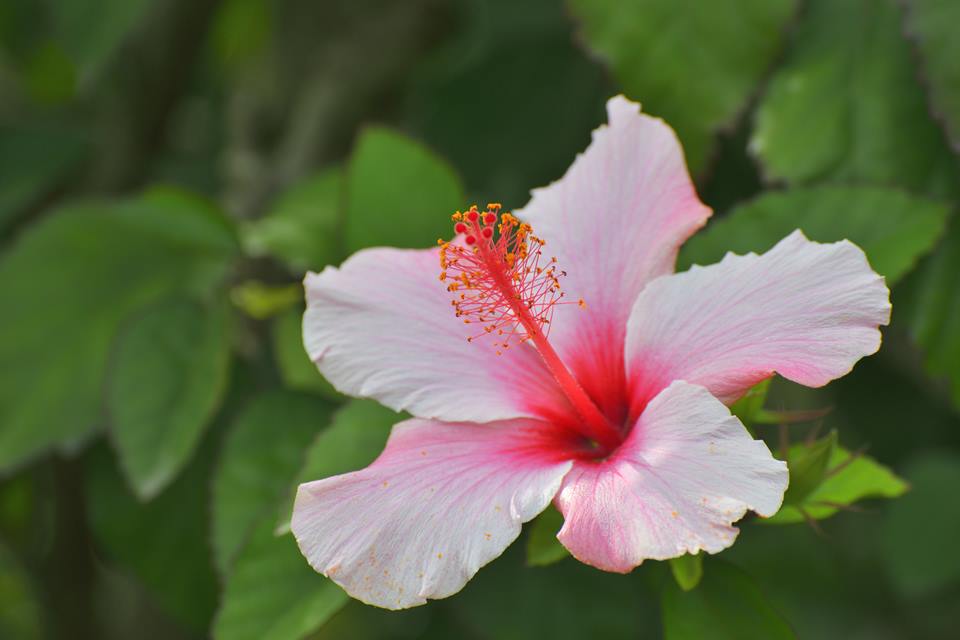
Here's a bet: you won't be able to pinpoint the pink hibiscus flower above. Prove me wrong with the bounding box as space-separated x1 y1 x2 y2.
291 96 891 609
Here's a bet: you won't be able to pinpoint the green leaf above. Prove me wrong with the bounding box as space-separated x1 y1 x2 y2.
213 519 348 640
568 0 797 172
765 441 908 524
0 542 42 640
344 128 464 253
86 443 218 632
680 186 950 286
216 399 396 638
751 0 960 198
242 168 343 272
730 379 771 426
661 559 794 639
276 399 396 533
669 554 704 592
525 506 569 567
899 221 960 409
902 0 960 150
0 125 87 231
0 189 237 475
881 452 960 597
272 306 341 401
107 297 231 499
212 390 333 575
782 431 837 507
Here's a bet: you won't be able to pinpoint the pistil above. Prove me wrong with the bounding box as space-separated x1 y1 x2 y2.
439 205 621 451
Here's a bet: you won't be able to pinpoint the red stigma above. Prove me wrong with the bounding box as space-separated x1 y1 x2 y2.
481 227 493 239
483 212 497 225
465 235 477 245
454 222 467 234
467 209 480 223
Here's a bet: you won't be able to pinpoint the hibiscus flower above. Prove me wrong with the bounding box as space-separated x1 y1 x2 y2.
291 96 891 609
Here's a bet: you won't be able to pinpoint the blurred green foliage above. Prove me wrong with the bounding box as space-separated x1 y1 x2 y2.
0 0 958 638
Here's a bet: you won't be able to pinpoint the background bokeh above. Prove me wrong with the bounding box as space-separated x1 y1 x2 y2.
1 0 959 638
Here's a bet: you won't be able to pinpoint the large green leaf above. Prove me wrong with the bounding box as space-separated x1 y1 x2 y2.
766 439 908 524
751 0 960 197
568 0 797 173
881 452 960 597
212 390 332 575
902 0 960 151
680 186 950 285
86 443 219 632
0 188 237 475
242 167 343 272
213 519 348 640
899 222 960 409
107 297 231 500
344 128 464 253
661 559 794 639
276 399 397 533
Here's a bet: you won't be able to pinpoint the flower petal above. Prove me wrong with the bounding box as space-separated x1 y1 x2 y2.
625 230 891 416
555 381 787 573
292 417 573 609
304 247 569 423
515 95 711 421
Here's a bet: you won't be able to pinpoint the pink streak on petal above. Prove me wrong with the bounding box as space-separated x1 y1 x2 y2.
291 418 574 609
555 381 787 573
304 246 571 424
624 230 891 418
516 95 711 424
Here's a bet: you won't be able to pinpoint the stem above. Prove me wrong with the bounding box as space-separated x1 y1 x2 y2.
477 243 621 450
47 457 98 639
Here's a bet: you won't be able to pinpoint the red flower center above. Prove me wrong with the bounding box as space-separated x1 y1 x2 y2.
439 204 623 453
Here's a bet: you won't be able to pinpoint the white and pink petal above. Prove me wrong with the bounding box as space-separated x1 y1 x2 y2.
624 230 891 416
555 381 787 573
291 417 573 609
304 247 569 424
515 95 711 419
